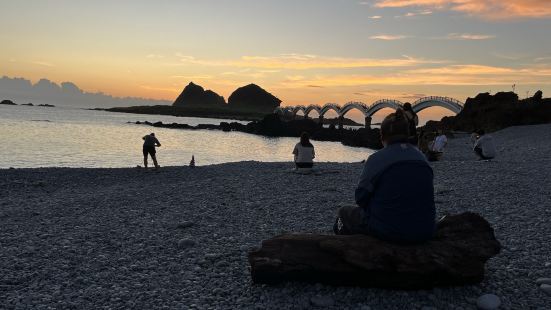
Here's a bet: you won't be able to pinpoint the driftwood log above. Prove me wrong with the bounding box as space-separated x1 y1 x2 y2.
248 212 500 289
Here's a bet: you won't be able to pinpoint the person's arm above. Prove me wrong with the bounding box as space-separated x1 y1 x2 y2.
414 114 419 126
142 136 146 141
355 159 375 208
292 145 298 155
155 138 161 147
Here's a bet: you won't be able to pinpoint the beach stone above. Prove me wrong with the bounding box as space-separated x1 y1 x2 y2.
249 212 501 289
177 221 194 229
540 284 551 296
535 278 551 285
310 295 334 307
476 294 501 310
545 262 551 268
177 239 195 249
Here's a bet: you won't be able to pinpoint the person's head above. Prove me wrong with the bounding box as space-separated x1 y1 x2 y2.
403 102 413 112
150 133 155 137
300 132 310 146
380 109 410 146
476 129 485 136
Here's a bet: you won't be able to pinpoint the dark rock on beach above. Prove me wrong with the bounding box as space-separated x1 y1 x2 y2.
426 91 551 133
0 99 17 105
249 212 501 289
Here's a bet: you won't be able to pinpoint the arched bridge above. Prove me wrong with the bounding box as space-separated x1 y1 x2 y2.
274 96 463 128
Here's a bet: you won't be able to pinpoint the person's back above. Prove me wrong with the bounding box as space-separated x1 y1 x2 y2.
431 134 448 152
356 143 436 243
334 108 436 244
474 132 496 159
293 132 315 168
143 134 160 147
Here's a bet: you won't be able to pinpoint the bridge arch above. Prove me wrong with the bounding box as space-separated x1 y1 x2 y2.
412 96 463 114
304 105 322 118
319 103 341 117
366 99 404 117
339 102 369 117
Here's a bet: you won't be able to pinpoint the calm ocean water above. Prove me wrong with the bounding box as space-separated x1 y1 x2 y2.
0 105 374 168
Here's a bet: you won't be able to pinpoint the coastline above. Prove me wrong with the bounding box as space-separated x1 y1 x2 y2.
1 124 551 308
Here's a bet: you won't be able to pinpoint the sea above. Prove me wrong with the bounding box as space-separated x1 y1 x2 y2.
0 104 374 168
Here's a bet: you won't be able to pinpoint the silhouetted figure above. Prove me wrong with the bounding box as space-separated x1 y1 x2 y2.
403 102 419 145
189 155 195 167
142 133 161 169
426 130 448 161
334 109 436 244
292 132 315 169
473 129 496 160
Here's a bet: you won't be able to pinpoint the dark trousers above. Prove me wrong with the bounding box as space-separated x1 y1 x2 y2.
333 205 370 235
295 162 313 169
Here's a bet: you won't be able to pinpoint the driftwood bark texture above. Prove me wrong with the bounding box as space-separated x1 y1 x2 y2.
249 212 501 289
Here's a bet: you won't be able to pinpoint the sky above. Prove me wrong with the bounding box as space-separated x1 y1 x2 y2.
1 0 551 120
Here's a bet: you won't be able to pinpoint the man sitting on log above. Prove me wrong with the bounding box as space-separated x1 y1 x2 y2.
334 109 436 244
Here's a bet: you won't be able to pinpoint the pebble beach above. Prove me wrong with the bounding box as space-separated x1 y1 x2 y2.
1 123 551 309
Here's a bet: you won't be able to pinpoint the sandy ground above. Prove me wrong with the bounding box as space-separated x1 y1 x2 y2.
1 124 550 309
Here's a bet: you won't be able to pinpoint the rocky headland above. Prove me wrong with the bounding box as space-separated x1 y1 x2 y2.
424 91 551 133
107 82 282 121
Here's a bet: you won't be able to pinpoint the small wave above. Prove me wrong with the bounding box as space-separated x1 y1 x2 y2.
31 120 52 122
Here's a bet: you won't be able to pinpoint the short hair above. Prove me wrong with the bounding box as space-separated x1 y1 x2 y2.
403 102 413 111
150 133 155 136
380 109 410 143
300 131 310 146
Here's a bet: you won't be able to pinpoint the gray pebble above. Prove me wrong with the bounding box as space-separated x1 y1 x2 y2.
310 295 335 307
476 294 501 310
540 284 551 296
177 239 195 249
535 278 551 285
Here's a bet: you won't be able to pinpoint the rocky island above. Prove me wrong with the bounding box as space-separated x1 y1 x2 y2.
106 82 283 121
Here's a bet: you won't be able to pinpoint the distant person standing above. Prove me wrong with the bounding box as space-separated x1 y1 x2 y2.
292 132 315 169
142 133 161 169
403 102 419 145
473 130 496 160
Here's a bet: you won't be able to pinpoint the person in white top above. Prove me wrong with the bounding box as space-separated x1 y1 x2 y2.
292 132 315 169
473 129 496 160
431 130 448 152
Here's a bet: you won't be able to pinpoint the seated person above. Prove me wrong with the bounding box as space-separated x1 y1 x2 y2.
292 132 315 169
473 129 496 160
333 109 436 244
426 130 448 161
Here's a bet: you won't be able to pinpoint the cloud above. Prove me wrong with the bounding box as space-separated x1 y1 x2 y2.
445 33 496 40
30 61 55 67
171 53 440 69
398 10 433 17
369 34 409 40
372 0 551 20
369 15 383 19
279 64 551 88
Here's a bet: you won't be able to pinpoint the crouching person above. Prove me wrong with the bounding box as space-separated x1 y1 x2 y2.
333 109 436 244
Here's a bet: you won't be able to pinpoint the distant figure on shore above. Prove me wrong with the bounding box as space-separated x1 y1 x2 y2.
473 129 496 160
334 109 435 244
142 133 161 169
403 102 419 145
426 130 448 161
292 132 315 169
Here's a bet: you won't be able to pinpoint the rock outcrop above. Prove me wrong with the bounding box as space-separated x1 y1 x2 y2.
431 91 551 133
249 212 501 289
1 99 16 105
228 84 281 113
173 82 226 108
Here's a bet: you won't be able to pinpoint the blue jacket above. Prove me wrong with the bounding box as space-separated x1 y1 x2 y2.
355 142 436 243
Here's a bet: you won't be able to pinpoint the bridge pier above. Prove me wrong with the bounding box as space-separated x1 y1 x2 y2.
364 116 372 129
338 116 344 130
318 115 324 127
